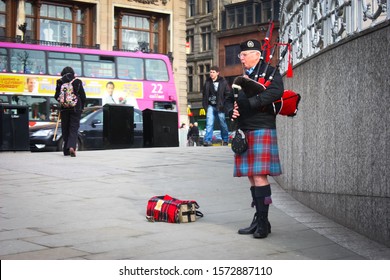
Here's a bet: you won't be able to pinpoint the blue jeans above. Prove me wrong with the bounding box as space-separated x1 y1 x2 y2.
204 105 229 143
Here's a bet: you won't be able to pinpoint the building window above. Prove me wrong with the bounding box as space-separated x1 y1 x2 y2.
21 1 94 46
198 64 210 91
115 9 168 53
201 26 211 52
1 1 91 43
188 66 193 92
199 65 204 91
225 45 241 66
25 2 36 40
205 0 212 14
75 8 86 46
186 29 194 53
236 6 244 27
260 1 273 23
222 0 279 30
245 5 253 25
227 4 258 29
188 0 196 17
226 9 235 29
40 4 73 43
0 1 5 37
152 20 160 53
118 14 151 51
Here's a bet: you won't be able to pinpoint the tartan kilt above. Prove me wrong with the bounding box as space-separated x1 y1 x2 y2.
234 128 282 177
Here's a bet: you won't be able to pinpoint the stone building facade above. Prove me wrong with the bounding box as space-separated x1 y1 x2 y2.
277 0 389 246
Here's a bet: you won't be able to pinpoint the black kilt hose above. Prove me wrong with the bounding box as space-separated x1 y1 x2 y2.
234 128 282 177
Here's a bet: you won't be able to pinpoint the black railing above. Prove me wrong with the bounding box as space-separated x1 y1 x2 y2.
0 36 100 50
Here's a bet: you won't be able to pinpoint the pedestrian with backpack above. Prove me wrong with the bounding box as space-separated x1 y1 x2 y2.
54 66 86 157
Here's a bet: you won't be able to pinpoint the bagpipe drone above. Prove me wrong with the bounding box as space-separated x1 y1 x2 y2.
233 22 301 117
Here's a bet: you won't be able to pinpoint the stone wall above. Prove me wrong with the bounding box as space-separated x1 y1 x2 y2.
275 21 389 246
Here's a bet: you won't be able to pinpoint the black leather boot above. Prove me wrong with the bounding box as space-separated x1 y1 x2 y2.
253 213 270 238
238 213 258 234
238 213 271 235
238 187 256 234
253 185 272 239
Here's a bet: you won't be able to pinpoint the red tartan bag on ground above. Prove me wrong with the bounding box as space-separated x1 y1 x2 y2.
146 195 203 223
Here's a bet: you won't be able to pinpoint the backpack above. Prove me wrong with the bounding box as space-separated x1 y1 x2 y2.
57 78 78 108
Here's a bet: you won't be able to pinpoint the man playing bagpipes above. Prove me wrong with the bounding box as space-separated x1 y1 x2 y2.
224 39 284 239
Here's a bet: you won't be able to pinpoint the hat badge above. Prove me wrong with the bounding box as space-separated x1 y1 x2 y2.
247 41 254 48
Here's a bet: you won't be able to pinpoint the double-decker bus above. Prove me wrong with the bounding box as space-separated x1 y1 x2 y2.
0 41 177 126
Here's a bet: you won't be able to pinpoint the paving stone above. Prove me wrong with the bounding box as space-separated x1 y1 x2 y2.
1 148 389 260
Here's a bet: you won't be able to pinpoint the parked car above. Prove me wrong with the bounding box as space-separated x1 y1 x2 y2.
30 106 143 152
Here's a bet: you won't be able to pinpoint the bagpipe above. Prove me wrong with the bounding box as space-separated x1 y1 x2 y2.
233 22 301 117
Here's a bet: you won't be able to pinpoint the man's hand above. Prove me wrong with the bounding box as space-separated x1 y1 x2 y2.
231 102 240 121
237 97 251 113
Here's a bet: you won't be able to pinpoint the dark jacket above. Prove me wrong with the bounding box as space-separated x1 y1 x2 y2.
202 75 231 112
54 73 86 110
224 62 284 130
187 125 199 139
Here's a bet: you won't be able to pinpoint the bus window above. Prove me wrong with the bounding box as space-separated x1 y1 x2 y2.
30 96 48 121
10 49 46 74
49 97 60 122
154 101 176 111
83 55 115 78
48 52 82 76
0 48 7 72
117 57 144 80
11 95 31 106
145 59 168 81
0 95 8 104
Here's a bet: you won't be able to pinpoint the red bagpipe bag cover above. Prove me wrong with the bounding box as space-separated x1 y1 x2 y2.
273 89 301 117
146 194 201 223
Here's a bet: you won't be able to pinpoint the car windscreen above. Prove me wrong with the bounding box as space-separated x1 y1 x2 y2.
80 108 101 124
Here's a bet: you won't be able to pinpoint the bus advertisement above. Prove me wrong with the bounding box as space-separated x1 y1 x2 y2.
0 41 178 127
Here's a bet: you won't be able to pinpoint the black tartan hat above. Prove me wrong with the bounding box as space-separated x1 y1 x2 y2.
240 39 261 51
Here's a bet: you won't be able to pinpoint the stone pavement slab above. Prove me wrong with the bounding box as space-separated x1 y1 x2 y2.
0 147 389 260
